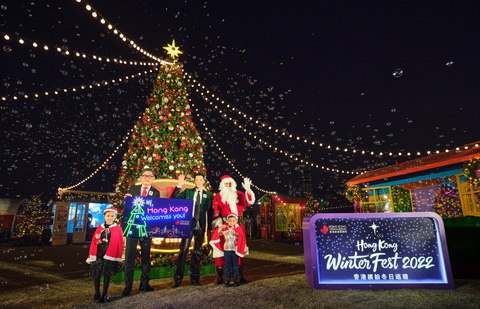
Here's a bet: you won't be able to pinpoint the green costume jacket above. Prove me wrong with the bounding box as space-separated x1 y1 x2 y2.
172 187 213 230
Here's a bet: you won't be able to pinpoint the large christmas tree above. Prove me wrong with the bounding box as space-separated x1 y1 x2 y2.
112 41 207 213
15 195 43 239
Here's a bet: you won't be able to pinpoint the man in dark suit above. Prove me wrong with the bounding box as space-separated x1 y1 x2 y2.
172 172 213 287
122 168 160 296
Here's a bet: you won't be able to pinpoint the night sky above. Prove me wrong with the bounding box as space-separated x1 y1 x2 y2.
1 0 480 201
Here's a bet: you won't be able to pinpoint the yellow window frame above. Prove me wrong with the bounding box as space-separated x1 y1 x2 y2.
456 174 480 217
360 186 395 213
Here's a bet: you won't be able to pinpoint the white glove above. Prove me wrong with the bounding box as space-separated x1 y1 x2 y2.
242 177 252 191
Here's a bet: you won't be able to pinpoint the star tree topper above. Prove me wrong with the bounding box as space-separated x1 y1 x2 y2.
163 39 183 58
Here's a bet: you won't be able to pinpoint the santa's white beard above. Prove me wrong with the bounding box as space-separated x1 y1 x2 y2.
220 186 238 215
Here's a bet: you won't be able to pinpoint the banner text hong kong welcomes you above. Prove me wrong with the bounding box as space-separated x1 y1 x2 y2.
122 196 193 239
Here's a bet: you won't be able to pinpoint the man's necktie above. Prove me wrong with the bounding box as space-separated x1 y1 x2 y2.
142 187 148 197
194 191 201 220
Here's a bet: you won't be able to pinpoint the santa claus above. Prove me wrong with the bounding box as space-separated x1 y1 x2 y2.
211 175 255 284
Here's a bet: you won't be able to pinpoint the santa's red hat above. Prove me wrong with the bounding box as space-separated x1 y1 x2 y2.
221 175 232 181
227 212 238 220
104 206 118 216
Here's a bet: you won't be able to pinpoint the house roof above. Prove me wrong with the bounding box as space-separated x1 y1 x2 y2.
347 141 480 185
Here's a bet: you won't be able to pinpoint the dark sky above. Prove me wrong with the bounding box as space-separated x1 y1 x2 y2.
1 0 480 200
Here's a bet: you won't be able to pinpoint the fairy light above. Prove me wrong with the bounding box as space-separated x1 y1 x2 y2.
0 31 161 66
1 70 155 102
195 104 358 178
73 0 170 63
202 131 274 194
58 123 137 191
187 75 441 160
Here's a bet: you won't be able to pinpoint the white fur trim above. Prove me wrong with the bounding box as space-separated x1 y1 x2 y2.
210 241 225 258
210 238 221 244
228 197 238 215
86 255 97 264
235 248 245 258
104 254 123 262
220 177 237 190
100 223 117 228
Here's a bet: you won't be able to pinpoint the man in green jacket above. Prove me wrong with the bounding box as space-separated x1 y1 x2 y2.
172 172 213 287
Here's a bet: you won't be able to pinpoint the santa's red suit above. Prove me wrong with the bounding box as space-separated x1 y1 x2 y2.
211 175 255 268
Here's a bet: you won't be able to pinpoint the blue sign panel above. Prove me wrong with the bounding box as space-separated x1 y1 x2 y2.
303 213 454 289
122 196 193 239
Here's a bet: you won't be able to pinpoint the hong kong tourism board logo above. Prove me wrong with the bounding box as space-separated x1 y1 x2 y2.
320 224 347 234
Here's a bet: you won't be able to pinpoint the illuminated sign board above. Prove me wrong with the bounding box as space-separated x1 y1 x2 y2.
303 213 454 289
123 196 193 239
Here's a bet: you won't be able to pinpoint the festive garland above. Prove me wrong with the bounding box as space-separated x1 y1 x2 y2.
345 185 361 203
260 194 272 217
391 186 413 212
304 195 318 216
59 192 112 202
463 157 480 187
286 221 299 239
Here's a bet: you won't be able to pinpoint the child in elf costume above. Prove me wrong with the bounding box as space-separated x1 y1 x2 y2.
210 213 247 287
86 206 123 303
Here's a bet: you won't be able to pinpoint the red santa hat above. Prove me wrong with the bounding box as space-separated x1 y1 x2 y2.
104 206 118 216
227 212 238 220
220 175 237 187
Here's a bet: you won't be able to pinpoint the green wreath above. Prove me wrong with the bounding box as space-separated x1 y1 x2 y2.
345 185 361 203
463 158 480 187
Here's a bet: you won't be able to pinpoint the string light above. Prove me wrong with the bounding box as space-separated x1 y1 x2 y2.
0 31 162 66
202 130 275 194
185 74 446 159
58 124 139 192
74 0 170 64
195 107 357 187
1 70 156 102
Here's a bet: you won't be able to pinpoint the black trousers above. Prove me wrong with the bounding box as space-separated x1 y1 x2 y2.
124 237 151 290
174 222 204 283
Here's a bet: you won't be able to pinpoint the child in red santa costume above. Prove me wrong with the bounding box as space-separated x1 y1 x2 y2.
210 213 247 287
211 175 255 284
86 206 124 303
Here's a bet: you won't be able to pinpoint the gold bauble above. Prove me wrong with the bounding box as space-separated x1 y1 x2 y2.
168 125 174 130
175 107 181 111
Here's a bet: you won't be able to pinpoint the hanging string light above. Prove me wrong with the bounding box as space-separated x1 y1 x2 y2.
202 130 275 194
1 70 156 102
57 121 141 192
1 31 165 66
195 103 358 182
185 74 448 159
74 0 167 64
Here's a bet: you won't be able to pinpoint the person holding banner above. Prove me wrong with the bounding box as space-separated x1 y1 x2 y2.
171 172 213 288
122 168 160 296
211 175 255 284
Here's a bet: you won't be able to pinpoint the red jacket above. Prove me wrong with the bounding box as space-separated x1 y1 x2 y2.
210 224 248 258
86 223 124 264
